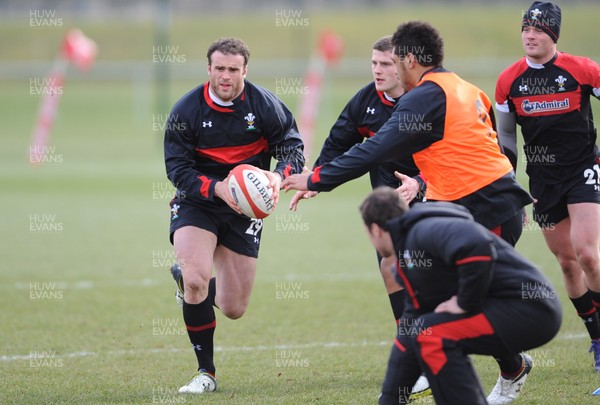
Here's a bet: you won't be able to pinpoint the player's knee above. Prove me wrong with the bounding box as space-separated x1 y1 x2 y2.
575 245 600 273
554 252 579 275
220 303 247 320
183 275 210 304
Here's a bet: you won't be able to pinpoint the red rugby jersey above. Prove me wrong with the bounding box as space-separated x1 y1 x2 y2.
164 81 305 203
496 53 600 184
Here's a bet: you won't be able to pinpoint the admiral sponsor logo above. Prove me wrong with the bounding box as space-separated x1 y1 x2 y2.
521 98 569 114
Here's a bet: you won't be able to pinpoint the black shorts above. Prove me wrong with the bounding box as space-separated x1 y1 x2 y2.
531 160 600 227
445 173 533 230
169 199 264 258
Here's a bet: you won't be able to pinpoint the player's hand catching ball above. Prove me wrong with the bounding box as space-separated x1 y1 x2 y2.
262 170 282 208
215 173 242 214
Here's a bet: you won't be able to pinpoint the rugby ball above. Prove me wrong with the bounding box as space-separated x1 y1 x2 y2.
228 164 274 219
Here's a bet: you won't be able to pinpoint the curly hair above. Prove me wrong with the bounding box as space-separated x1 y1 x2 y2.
391 21 444 67
207 37 250 66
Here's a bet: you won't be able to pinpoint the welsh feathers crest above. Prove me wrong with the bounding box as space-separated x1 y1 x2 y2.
529 8 542 20
555 75 567 91
244 113 256 130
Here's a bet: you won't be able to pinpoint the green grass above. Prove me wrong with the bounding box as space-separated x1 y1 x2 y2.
1 3 600 404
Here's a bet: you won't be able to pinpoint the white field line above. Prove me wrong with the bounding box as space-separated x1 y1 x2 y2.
12 272 378 291
1 340 389 362
1 333 589 362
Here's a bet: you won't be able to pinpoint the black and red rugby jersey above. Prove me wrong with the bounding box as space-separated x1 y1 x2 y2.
164 80 305 203
496 53 600 184
313 82 419 189
387 201 559 353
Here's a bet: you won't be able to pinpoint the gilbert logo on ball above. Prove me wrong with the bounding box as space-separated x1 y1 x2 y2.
228 164 274 219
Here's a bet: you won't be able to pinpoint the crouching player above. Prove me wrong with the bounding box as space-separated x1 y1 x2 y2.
360 187 562 405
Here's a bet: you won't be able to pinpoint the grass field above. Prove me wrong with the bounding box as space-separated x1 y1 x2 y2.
1 2 600 404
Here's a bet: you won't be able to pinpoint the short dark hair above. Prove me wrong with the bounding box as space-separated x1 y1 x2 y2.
359 187 408 230
372 35 393 52
207 37 250 66
391 21 444 67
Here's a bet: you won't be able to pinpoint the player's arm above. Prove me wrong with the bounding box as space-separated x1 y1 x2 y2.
313 94 366 167
495 74 519 171
289 92 366 209
164 112 223 204
577 56 600 101
293 84 444 193
495 107 519 171
259 92 305 206
263 94 305 181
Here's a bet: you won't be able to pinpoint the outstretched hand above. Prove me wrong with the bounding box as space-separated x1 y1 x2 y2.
289 190 319 211
394 171 419 203
281 166 312 193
